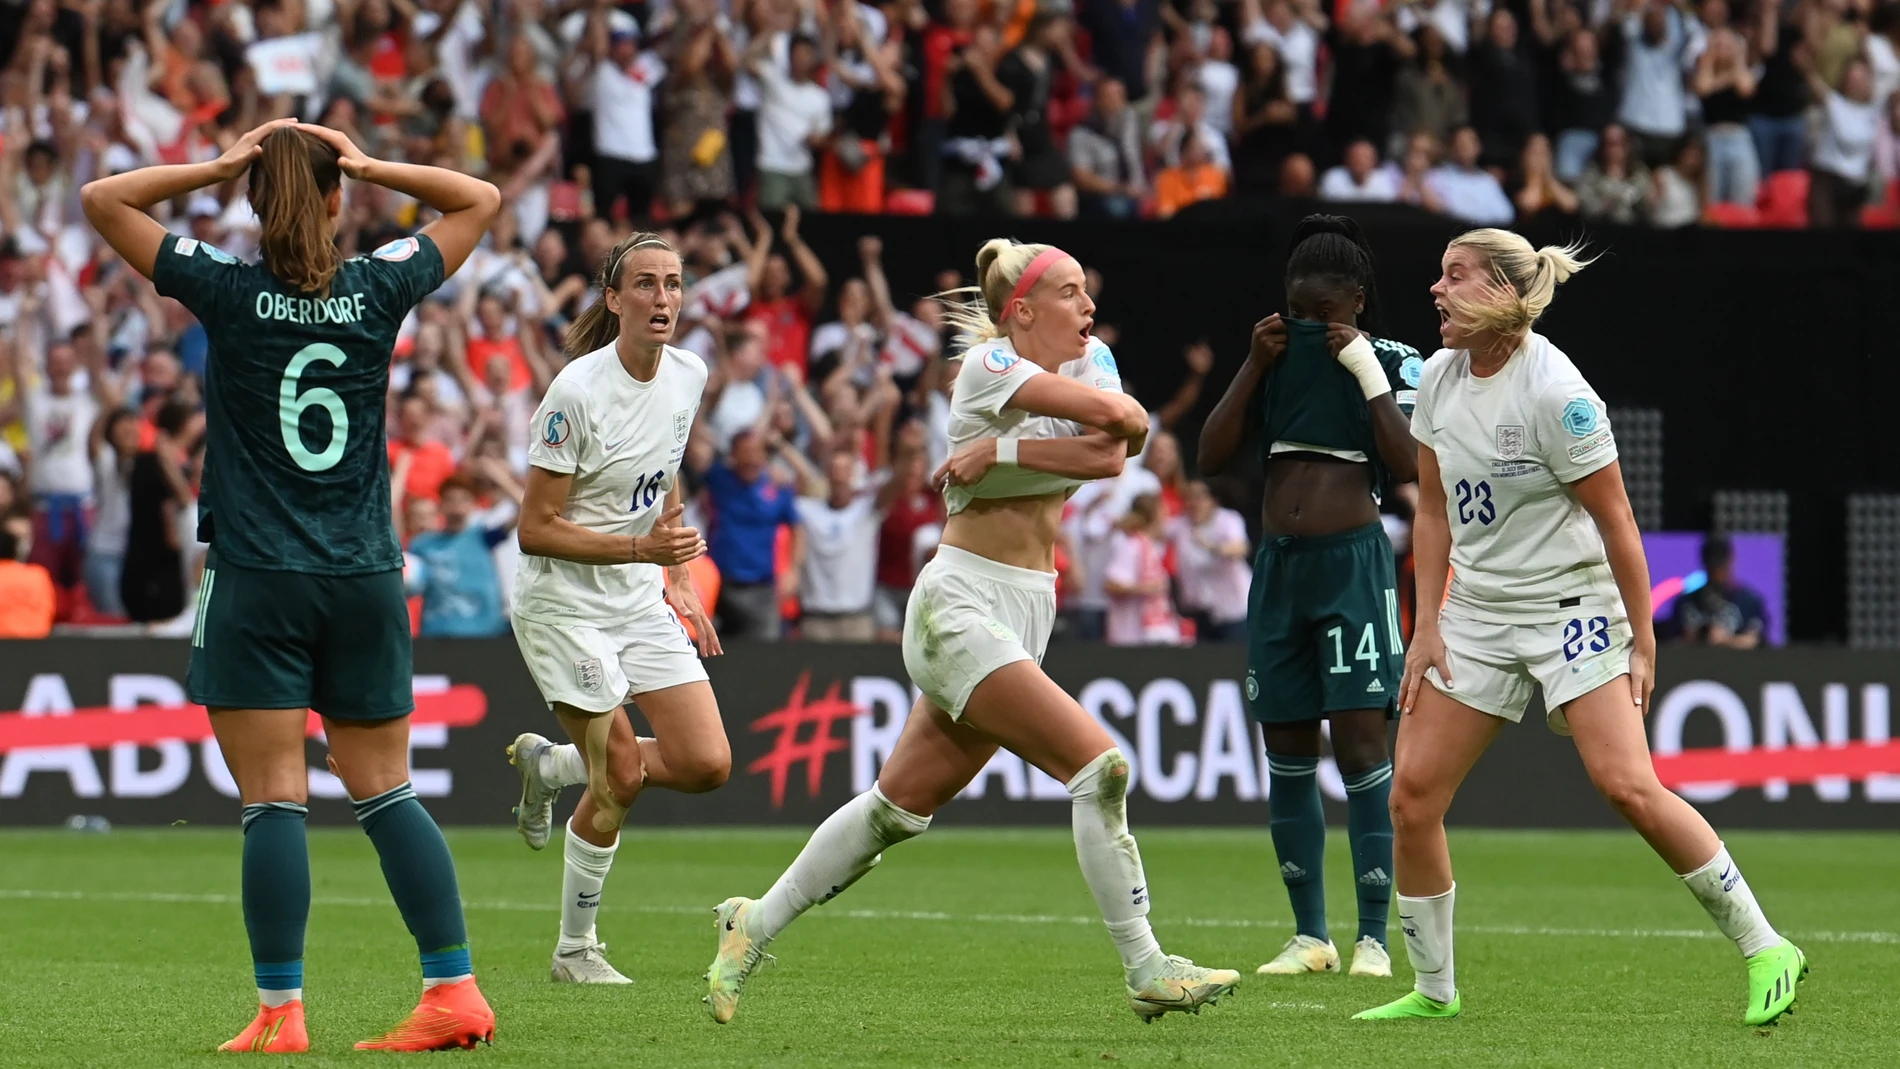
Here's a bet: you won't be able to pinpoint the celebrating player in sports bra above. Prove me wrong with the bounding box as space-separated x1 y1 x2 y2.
1355 229 1805 1026
503 232 729 985
1198 214 1422 981
82 120 501 1053
700 239 1242 1025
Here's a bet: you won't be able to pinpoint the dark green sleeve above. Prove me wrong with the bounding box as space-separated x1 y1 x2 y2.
150 233 243 323
1373 337 1426 419
359 234 447 320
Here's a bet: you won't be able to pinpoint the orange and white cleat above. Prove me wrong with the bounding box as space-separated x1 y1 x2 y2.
354 978 496 1052
218 1001 309 1054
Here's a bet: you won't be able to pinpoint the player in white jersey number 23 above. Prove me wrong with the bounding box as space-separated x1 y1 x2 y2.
505 233 732 987
1353 229 1805 1027
700 238 1242 1026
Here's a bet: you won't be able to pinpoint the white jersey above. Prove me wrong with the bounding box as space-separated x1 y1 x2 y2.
1411 332 1622 623
515 342 709 627
944 336 1124 516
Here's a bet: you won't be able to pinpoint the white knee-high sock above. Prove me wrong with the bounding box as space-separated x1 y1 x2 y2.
1680 844 1781 957
1398 885 1456 1003
1067 748 1164 976
754 785 930 942
558 820 617 954
544 743 588 788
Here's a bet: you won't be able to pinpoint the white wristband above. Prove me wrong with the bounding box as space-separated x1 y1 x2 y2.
1336 334 1392 401
996 437 1018 465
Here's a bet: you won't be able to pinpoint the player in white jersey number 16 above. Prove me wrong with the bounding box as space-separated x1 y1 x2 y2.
506 232 731 987
1354 229 1804 1026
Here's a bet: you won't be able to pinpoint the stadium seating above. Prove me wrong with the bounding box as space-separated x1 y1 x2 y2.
1757 171 1811 228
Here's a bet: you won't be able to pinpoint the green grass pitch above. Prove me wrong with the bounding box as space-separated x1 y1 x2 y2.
1 827 1895 1068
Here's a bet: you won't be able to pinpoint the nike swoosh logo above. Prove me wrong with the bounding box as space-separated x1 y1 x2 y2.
578 892 601 900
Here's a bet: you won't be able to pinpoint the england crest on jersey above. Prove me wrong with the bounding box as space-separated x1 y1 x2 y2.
673 409 692 443
574 658 604 692
1496 424 1526 461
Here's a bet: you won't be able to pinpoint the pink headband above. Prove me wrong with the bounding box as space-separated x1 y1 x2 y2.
1001 247 1071 322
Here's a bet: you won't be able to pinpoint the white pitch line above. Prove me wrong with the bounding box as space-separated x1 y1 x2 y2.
1 888 1894 945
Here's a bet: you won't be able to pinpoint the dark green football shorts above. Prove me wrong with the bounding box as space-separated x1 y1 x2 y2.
1245 522 1404 724
186 550 415 720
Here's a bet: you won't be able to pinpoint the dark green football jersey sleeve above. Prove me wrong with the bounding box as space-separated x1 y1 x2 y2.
153 231 446 575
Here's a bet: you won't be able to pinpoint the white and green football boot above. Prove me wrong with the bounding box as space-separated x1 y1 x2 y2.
1348 936 1392 977
1256 934 1341 975
1127 955 1242 1022
705 897 774 1024
1743 940 1807 1026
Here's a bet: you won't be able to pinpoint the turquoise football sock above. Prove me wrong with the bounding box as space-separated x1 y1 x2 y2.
1266 752 1328 942
352 783 472 983
240 801 309 1005
1343 761 1395 946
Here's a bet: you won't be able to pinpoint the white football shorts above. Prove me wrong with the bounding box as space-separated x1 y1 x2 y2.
514 604 707 713
902 545 1057 720
1427 602 1632 734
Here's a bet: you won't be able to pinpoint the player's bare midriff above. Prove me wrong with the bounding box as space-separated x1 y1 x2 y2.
1260 454 1379 539
939 491 1068 573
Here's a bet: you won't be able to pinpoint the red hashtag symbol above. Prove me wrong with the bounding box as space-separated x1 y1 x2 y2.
747 672 859 808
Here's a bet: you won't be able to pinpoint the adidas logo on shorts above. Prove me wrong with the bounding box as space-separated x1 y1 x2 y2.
1366 679 1385 694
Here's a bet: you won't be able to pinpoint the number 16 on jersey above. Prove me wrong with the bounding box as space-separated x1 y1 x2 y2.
630 470 665 513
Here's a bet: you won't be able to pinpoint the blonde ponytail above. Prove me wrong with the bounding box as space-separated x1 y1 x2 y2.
563 231 674 358
934 237 1061 352
1443 228 1594 338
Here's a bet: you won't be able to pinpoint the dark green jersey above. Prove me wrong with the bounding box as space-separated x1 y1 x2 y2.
153 231 445 575
1259 319 1425 497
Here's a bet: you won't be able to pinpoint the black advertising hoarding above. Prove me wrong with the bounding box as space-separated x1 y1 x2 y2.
0 640 1896 829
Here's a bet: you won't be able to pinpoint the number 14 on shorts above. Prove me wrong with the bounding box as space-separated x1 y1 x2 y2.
1562 616 1610 661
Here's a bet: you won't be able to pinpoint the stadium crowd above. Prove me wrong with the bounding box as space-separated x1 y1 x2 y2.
5 0 1889 640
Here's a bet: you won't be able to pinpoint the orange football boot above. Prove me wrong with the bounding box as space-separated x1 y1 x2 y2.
218 1001 309 1054
354 978 496 1052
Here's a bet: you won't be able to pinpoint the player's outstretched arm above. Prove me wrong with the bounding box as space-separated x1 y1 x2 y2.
81 118 298 279
518 467 706 567
293 123 500 277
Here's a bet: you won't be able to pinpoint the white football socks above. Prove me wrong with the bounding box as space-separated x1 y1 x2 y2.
258 987 301 1008
755 785 931 942
1680 844 1782 957
1067 748 1164 977
544 743 587 789
558 819 618 955
1398 885 1456 1004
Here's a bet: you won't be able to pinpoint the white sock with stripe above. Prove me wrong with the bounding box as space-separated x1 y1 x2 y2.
1680 844 1781 957
558 820 617 954
1398 885 1456 1003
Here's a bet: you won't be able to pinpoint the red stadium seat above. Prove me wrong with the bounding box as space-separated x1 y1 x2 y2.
1756 170 1809 228
884 189 935 216
1863 181 1900 229
1704 202 1762 227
